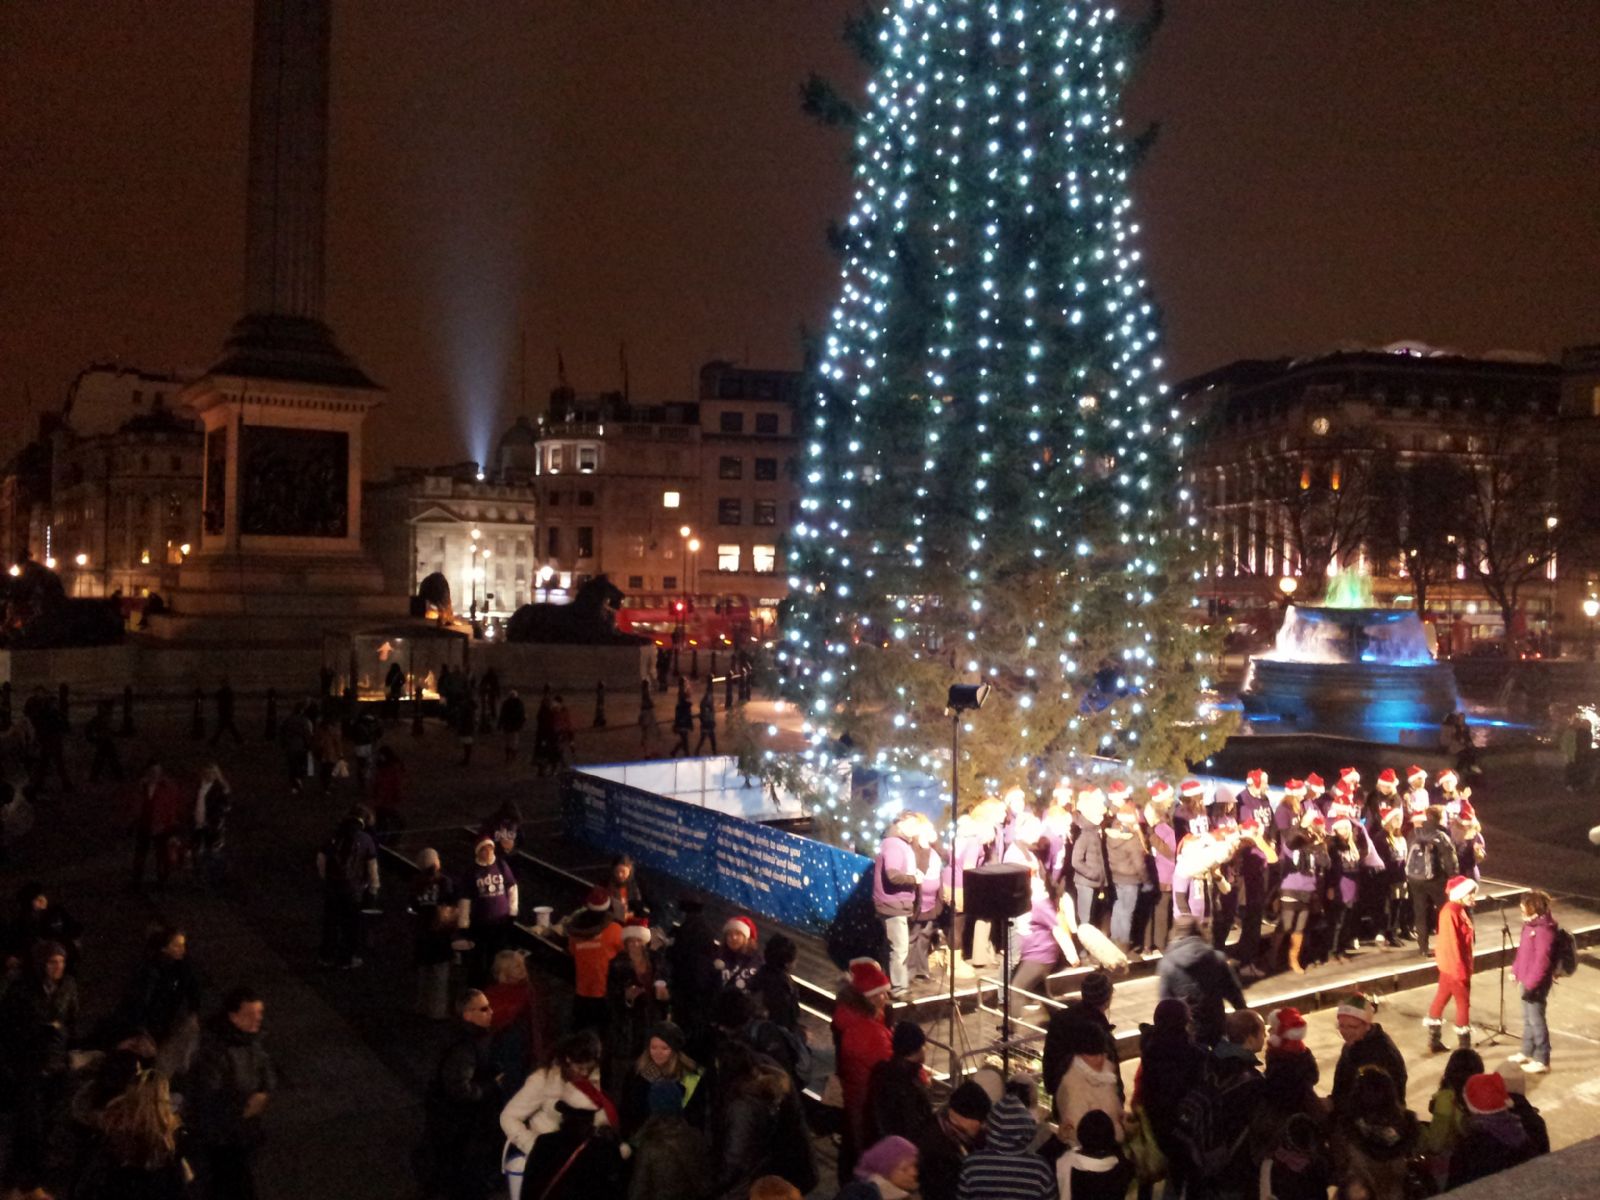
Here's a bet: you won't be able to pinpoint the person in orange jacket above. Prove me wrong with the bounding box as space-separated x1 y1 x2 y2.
1425 875 1478 1053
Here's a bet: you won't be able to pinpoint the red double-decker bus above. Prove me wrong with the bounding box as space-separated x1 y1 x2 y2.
616 593 756 650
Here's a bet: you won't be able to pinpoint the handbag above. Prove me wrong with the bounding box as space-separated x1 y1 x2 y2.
1125 1104 1167 1183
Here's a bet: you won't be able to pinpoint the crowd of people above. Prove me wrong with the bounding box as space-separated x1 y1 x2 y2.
1 900 277 1199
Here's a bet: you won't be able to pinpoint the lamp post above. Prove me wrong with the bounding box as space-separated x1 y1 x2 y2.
944 682 991 1082
1278 576 1298 606
1584 596 1598 662
469 527 482 636
676 526 694 675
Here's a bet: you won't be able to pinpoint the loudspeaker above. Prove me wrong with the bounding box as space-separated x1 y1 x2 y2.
964 863 1032 922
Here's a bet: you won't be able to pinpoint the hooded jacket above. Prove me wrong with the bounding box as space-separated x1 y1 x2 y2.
1447 1109 1539 1190
1156 933 1245 1045
957 1094 1056 1200
1070 817 1109 888
1435 899 1475 983
1056 1055 1124 1146
834 999 894 1142
1512 912 1556 997
917 1109 980 1200
186 1012 277 1148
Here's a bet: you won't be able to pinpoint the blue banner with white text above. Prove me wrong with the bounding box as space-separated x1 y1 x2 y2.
562 769 872 936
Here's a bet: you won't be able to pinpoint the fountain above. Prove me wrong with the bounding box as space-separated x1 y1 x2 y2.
1240 571 1459 744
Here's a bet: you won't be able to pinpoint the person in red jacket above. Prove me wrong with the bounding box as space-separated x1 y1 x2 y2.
1425 875 1478 1053
129 759 185 888
832 958 894 1185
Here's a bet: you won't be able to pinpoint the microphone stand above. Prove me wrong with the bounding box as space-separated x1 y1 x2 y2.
1476 898 1514 1046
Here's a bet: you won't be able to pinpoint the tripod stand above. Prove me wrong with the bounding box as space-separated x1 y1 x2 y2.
1475 902 1515 1047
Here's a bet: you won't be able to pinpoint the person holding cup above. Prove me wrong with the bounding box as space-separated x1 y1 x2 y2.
606 918 667 1091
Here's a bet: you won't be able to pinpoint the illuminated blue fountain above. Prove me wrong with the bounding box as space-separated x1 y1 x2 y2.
1241 574 1459 744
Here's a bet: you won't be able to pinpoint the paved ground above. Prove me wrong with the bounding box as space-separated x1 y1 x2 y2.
4 692 1599 1198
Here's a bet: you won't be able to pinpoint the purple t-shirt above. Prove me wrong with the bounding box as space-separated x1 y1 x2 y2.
1019 894 1060 964
470 858 516 924
1150 823 1177 887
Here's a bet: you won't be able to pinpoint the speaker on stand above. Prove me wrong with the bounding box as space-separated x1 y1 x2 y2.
964 862 1032 1073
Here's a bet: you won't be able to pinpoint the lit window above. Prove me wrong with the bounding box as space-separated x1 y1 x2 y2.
662 491 681 508
752 544 776 573
578 446 598 472
548 447 563 473
717 544 741 571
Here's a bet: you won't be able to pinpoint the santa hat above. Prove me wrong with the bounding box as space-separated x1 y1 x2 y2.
1447 875 1478 903
1455 799 1478 823
584 886 612 912
621 918 652 943
1148 780 1174 804
1282 778 1305 795
1377 768 1397 787
1336 993 1378 1025
1077 786 1106 807
1339 766 1361 788
1238 817 1259 835
1305 772 1326 793
1106 780 1132 800
1246 768 1268 789
1178 778 1205 800
1463 1072 1511 1115
1436 768 1459 789
1379 804 1403 827
1267 1006 1308 1053
1406 765 1428 786
1304 812 1327 832
1116 802 1140 824
475 833 496 853
724 915 758 942
848 957 891 998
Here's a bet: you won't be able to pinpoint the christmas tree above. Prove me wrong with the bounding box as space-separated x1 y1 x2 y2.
781 1 1225 841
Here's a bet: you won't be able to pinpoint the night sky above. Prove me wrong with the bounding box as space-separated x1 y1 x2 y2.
3 3 1597 473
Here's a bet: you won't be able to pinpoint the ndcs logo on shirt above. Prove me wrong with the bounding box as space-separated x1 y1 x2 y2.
477 872 507 898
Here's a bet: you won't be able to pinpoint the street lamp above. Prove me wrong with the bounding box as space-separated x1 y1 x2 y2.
675 527 696 674
945 682 991 1081
1584 596 1598 662
1278 576 1298 605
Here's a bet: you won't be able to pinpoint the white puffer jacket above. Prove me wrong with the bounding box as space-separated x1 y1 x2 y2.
498 1065 607 1165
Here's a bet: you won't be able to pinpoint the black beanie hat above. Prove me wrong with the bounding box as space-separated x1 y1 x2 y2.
892 1020 927 1057
1076 1109 1119 1157
1080 970 1113 1009
948 1080 992 1122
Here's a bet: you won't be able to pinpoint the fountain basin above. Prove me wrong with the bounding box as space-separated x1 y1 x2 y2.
1242 605 1459 744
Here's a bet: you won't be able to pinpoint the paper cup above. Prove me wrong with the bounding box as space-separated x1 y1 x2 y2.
533 906 554 929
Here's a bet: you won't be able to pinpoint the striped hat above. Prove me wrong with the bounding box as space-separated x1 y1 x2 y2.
1336 993 1378 1025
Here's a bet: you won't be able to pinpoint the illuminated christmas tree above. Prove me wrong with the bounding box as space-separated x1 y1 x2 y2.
781 1 1224 840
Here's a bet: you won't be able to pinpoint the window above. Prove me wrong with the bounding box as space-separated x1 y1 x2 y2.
514 539 528 558
754 412 780 435
663 575 678 591
754 457 778 481
494 537 507 558
547 447 563 472
577 527 595 558
547 490 560 507
718 498 742 525
717 544 741 571
627 575 644 590
752 544 777 573
753 500 778 526
662 490 681 508
578 446 598 472
719 411 745 433
546 527 561 556
578 490 595 506
627 535 646 560
719 456 743 480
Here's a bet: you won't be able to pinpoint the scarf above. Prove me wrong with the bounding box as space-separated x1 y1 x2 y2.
569 1076 619 1130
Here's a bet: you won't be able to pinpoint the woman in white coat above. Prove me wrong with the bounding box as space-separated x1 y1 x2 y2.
499 1031 612 1199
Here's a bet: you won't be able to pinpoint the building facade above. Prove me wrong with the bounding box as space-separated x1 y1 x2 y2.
1179 344 1600 654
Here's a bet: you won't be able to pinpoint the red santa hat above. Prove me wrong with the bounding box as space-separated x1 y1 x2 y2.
1267 1006 1308 1053
1447 875 1478 903
1148 780 1175 804
621 917 652 943
584 886 612 912
1304 812 1327 832
1329 801 1358 825
1455 798 1478 823
1339 766 1361 788
1239 817 1260 835
1379 804 1403 828
1282 778 1305 795
1463 1072 1511 1115
848 957 892 998
1178 778 1205 800
1106 780 1133 802
1377 768 1398 787
1436 768 1459 789
1406 765 1428 786
1116 801 1140 824
724 915 758 942
1245 768 1268 789
475 833 497 853
1305 772 1326 792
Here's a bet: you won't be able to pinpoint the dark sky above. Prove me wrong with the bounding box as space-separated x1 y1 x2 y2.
3 3 1598 472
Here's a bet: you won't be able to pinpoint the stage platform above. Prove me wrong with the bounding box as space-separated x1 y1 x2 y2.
378 819 1600 1087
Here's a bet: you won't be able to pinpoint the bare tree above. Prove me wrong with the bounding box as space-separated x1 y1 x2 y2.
1259 448 1379 595
1462 426 1560 656
1368 460 1472 613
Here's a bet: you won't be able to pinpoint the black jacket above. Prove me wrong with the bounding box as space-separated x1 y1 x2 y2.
865 1055 935 1144
1136 1023 1207 1162
627 1114 712 1200
916 1110 977 1200
424 1024 500 1147
523 1126 625 1200
1070 819 1109 888
119 956 201 1042
1156 935 1245 1045
1330 1023 1407 1119
1042 1001 1118 1098
185 1013 277 1149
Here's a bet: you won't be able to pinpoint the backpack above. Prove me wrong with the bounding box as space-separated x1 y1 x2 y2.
1404 837 1434 882
1172 1057 1259 1180
1553 925 1578 978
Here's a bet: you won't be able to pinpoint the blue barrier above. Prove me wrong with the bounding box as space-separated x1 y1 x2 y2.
562 769 873 936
